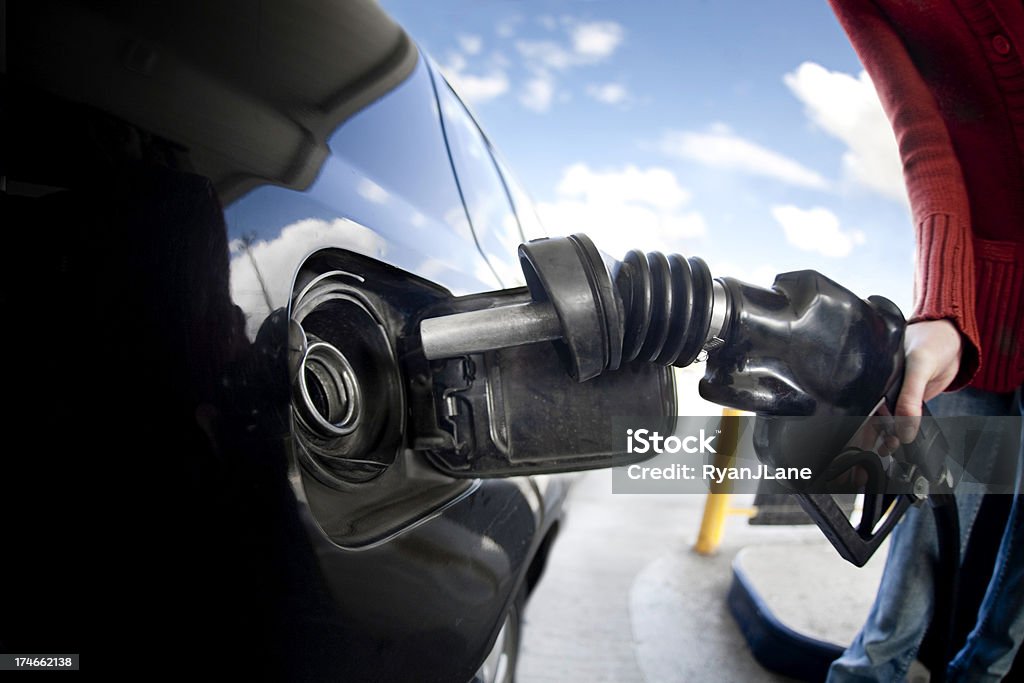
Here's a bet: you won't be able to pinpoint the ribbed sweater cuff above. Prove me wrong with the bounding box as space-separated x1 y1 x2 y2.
909 213 981 390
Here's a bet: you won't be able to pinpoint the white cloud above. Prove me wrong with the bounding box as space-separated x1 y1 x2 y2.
356 178 389 204
784 62 906 203
443 20 618 109
441 57 510 104
520 75 555 112
557 163 690 209
446 52 468 72
536 163 706 258
708 260 779 288
571 21 624 59
770 205 865 258
515 20 624 71
229 218 387 338
440 51 511 105
509 18 624 113
587 82 628 104
745 264 781 288
515 39 576 71
660 123 829 189
457 34 483 55
450 71 510 103
496 16 521 38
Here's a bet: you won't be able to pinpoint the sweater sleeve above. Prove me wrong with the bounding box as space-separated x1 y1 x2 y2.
828 0 981 389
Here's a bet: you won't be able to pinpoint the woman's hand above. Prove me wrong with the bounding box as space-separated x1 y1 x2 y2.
893 319 963 442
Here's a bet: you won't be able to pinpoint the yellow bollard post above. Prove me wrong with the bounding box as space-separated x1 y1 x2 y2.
694 408 743 555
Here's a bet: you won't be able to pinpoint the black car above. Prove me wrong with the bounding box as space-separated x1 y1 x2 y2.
5 1 676 681
3 0 576 678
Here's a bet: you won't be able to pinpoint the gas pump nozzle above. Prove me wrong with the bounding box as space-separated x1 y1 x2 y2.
421 233 952 566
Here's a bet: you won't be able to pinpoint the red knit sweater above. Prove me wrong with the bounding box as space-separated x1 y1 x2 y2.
830 0 1024 393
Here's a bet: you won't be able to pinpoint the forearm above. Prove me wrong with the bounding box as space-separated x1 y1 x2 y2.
828 0 981 387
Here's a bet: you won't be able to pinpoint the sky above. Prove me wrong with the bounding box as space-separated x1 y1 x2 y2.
380 0 917 314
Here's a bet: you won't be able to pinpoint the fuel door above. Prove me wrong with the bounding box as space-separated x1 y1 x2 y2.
288 248 677 480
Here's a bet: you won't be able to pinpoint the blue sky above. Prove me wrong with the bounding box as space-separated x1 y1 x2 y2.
381 0 917 314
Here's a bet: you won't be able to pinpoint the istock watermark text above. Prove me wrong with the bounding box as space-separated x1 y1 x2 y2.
626 428 717 454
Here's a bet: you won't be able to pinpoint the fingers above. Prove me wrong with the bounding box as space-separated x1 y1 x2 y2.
895 357 927 418
893 320 963 443
895 354 926 442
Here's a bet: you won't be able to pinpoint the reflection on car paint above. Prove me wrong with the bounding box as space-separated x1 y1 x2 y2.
224 56 502 337
434 77 527 287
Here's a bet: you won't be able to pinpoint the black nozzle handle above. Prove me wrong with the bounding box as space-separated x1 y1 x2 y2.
901 404 954 493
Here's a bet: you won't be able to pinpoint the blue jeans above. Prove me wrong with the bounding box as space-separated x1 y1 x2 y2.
828 387 1024 682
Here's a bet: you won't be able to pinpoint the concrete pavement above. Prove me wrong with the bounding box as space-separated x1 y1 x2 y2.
517 468 890 682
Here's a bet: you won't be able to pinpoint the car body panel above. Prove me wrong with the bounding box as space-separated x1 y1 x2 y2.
225 55 503 338
5 1 569 679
